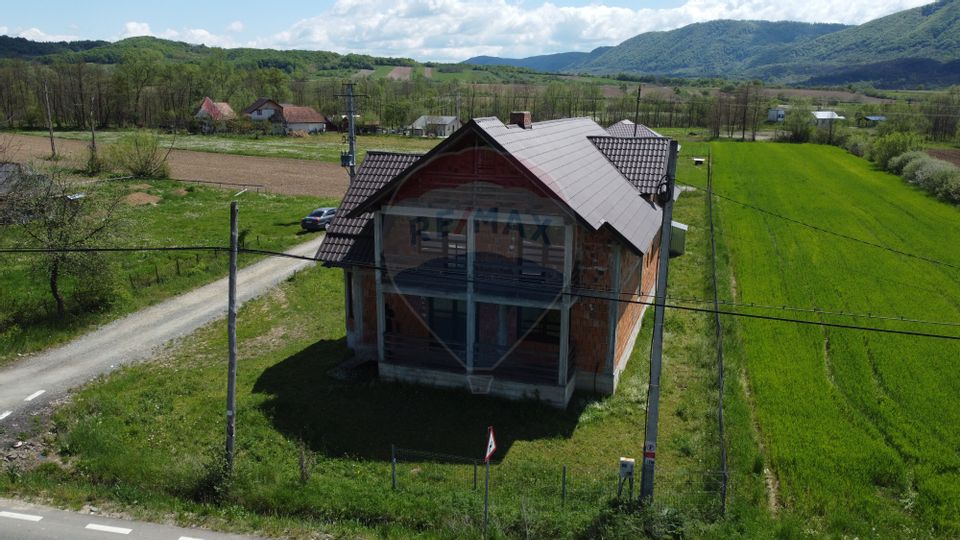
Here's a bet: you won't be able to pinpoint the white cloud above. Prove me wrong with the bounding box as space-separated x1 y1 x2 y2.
253 0 932 61
119 21 237 47
17 27 79 42
226 21 244 33
0 27 8 36
121 21 153 38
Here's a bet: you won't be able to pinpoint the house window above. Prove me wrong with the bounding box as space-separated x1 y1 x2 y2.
428 298 467 344
517 307 561 343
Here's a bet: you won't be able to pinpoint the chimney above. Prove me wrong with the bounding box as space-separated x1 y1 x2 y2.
510 111 532 129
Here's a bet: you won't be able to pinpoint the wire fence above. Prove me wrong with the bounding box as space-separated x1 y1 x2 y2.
706 149 730 514
389 445 726 525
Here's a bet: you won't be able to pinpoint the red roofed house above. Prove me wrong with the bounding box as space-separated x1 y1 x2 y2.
194 97 236 133
317 113 680 408
242 97 328 135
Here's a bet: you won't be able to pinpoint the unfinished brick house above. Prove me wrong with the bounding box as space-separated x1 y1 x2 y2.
317 113 678 407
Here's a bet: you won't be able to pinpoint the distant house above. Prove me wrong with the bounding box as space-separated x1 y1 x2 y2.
858 115 887 127
812 110 845 127
407 115 461 137
605 119 663 138
242 98 328 135
242 97 283 123
316 112 682 408
195 97 236 133
767 107 788 122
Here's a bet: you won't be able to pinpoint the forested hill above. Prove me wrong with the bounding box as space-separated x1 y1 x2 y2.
465 0 960 87
0 35 417 74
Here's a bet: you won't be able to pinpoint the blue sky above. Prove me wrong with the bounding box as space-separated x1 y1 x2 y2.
0 0 931 62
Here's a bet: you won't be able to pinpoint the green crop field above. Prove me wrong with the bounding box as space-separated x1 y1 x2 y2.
709 143 960 536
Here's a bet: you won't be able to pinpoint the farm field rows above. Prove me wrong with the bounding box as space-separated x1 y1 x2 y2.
710 143 960 535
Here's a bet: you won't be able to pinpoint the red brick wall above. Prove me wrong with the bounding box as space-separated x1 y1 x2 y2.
614 247 644 364
359 271 378 346
570 226 614 373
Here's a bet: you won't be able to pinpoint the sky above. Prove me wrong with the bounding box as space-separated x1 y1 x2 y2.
0 0 934 62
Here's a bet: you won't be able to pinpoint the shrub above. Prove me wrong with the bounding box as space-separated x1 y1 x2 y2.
887 151 926 176
843 134 872 158
108 132 171 179
871 132 924 171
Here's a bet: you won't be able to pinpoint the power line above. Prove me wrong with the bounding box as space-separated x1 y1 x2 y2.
5 244 960 339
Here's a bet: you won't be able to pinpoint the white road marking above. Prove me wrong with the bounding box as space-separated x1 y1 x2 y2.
179 537 205 540
24 390 45 401
85 523 132 534
0 511 43 522
0 411 11 421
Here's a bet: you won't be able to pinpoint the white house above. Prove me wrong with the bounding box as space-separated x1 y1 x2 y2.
812 111 845 127
407 115 461 137
242 98 328 135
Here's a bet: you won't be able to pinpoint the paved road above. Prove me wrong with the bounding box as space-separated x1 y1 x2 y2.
0 235 324 428
0 498 261 540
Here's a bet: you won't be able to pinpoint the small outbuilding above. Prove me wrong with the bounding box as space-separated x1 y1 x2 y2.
195 97 236 133
407 115 461 137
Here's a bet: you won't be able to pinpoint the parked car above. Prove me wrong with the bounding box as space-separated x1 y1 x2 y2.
301 207 336 231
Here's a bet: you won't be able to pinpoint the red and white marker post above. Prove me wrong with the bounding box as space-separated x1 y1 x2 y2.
483 426 496 536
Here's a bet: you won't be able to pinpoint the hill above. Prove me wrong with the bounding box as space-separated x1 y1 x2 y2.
464 47 611 72
463 0 960 87
0 35 108 58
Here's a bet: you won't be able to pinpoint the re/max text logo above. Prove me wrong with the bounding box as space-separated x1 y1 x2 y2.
407 208 556 246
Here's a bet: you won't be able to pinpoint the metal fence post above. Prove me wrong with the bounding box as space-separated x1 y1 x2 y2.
473 460 478 490
561 465 567 508
391 444 397 490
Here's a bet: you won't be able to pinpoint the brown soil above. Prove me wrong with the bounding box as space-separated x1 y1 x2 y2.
928 148 960 168
171 188 188 196
124 192 162 206
4 134 349 199
130 183 152 190
386 66 413 81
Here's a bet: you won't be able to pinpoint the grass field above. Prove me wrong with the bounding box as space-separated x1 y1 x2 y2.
708 143 960 536
15 131 442 165
0 178 335 364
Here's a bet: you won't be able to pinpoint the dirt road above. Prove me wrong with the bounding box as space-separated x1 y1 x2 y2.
0 235 324 438
4 134 349 198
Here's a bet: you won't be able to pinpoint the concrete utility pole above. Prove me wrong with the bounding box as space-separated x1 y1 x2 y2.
225 201 239 474
339 82 358 182
639 140 680 502
633 85 642 137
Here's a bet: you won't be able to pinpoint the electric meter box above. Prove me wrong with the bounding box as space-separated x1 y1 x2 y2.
619 457 635 479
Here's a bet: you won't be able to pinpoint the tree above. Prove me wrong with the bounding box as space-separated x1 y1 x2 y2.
4 171 122 316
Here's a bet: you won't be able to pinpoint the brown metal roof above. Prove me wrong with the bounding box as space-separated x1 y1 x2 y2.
347 116 673 257
605 119 663 138
316 151 423 266
473 117 665 255
589 136 672 194
281 105 327 124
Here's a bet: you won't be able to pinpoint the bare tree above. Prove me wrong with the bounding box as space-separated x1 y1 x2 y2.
5 170 122 316
42 79 57 159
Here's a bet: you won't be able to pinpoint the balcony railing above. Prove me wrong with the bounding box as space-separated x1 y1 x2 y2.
382 333 575 386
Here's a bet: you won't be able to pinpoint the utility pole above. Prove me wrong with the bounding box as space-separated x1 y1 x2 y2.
639 139 679 502
337 83 365 182
456 91 461 122
225 201 239 474
633 85 642 137
42 79 56 159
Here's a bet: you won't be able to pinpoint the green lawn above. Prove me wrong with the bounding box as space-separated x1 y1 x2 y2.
0 164 739 538
16 130 442 164
0 178 336 364
710 142 960 536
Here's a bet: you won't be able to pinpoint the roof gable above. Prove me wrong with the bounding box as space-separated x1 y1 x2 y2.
351 116 673 255
589 136 672 194
316 152 423 266
605 119 663 138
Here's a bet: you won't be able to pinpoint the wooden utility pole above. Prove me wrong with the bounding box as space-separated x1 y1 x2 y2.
639 140 679 503
42 79 56 159
225 201 239 473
